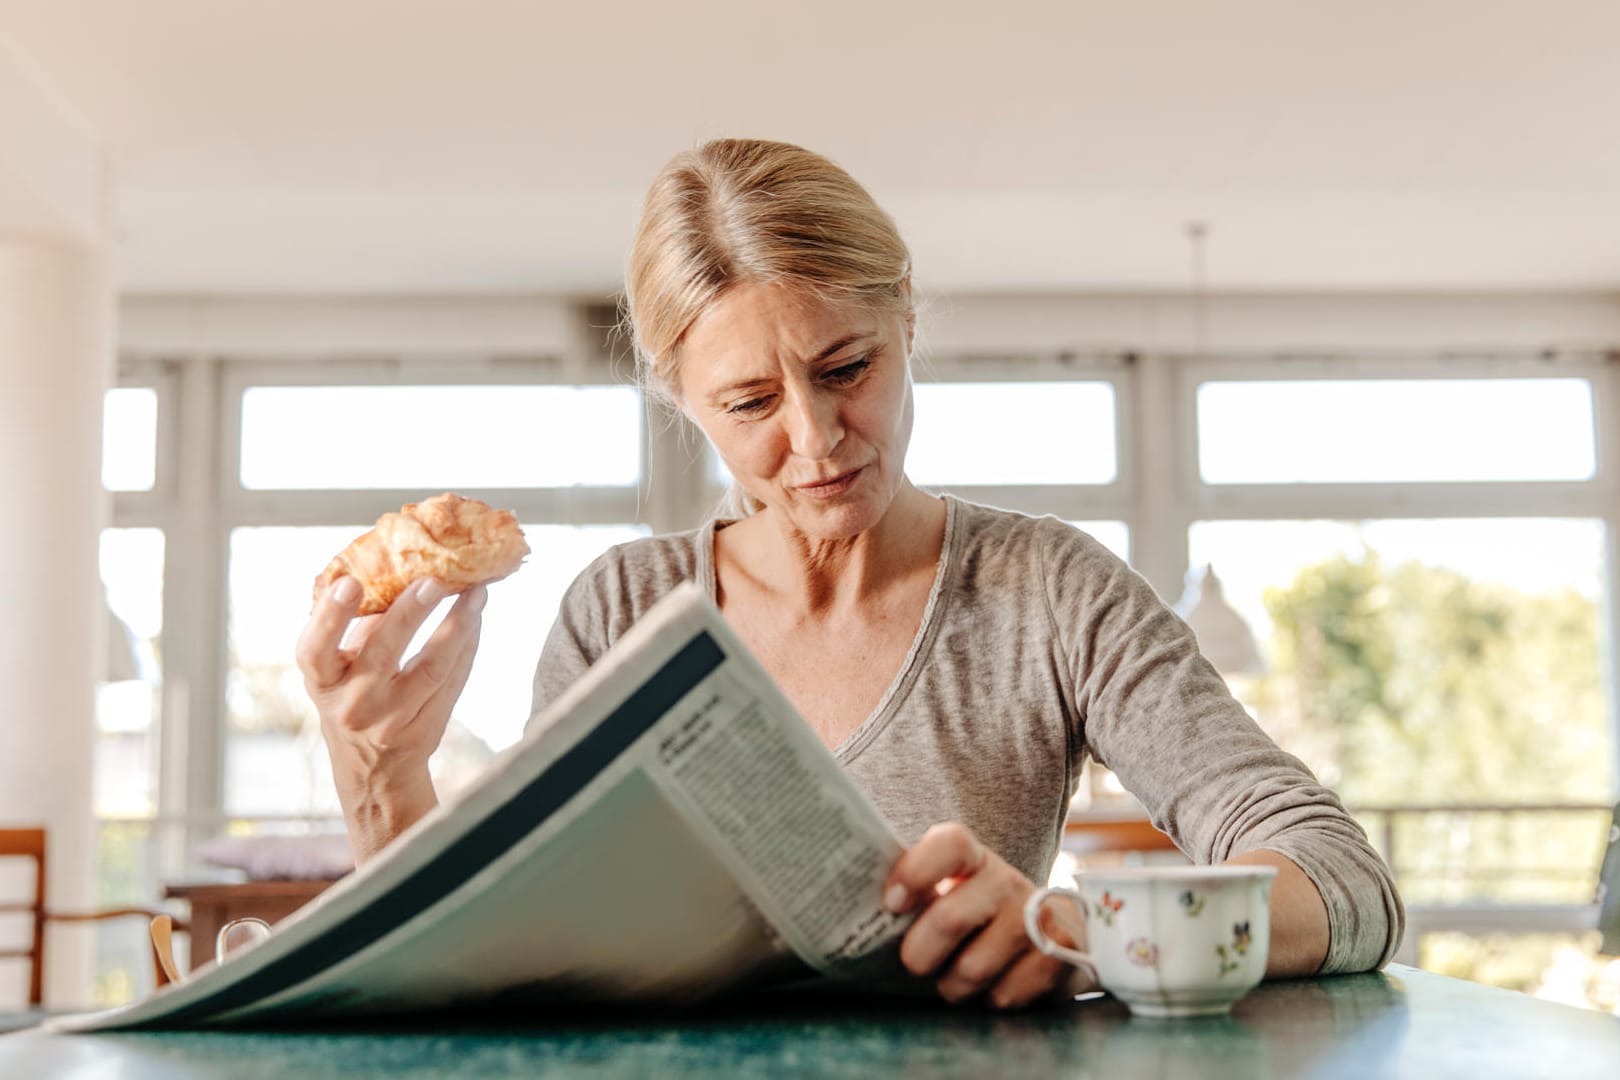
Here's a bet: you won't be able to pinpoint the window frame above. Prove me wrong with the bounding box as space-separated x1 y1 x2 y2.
1181 355 1613 521
106 361 178 525
104 342 1620 879
908 351 1133 521
1174 350 1620 798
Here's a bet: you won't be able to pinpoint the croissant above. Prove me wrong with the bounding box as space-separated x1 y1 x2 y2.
312 493 530 615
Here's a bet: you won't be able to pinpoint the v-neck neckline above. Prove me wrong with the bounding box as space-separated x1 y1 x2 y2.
696 495 960 763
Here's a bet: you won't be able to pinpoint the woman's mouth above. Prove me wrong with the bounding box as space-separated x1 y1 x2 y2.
795 466 865 499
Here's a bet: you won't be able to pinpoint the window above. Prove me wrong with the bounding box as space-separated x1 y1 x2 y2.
96 382 168 1006
239 385 642 490
1197 378 1596 484
102 387 158 492
224 522 648 815
1185 364 1615 1002
225 525 360 816
102 335 1618 1009
1188 517 1611 812
94 529 166 1003
910 381 1117 485
96 528 164 816
203 366 659 822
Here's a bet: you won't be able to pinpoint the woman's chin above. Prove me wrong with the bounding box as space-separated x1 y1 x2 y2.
777 490 890 541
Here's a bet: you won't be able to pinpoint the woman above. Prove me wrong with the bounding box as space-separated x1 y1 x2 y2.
297 138 1404 1009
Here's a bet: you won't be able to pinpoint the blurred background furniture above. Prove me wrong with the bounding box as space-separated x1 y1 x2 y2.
1062 816 1186 869
0 826 186 1006
163 878 336 971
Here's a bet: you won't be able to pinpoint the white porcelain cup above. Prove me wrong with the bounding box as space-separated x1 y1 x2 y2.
1024 864 1278 1018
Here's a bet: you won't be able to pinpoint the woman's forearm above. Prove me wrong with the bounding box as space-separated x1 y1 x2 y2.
335 767 439 865
1224 848 1330 977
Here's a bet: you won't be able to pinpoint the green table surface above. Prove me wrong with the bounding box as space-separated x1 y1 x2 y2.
1 965 1616 1079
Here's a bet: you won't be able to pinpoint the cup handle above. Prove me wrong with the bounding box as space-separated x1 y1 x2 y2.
1024 886 1096 975
216 917 273 962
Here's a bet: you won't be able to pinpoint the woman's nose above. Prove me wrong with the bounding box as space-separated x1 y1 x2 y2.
784 388 844 460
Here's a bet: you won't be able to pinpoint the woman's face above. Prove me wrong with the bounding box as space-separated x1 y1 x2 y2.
677 280 915 540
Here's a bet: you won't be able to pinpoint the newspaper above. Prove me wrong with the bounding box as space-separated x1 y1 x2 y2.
52 583 914 1032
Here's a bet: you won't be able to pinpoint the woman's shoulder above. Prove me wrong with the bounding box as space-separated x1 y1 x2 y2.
596 525 706 572
945 496 1123 572
542 522 715 664
568 524 710 608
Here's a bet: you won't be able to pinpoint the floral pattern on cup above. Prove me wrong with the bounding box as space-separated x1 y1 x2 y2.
1216 921 1253 976
1094 891 1125 927
1024 866 1276 1019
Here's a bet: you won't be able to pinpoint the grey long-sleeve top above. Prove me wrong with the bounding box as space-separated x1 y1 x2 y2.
529 495 1405 974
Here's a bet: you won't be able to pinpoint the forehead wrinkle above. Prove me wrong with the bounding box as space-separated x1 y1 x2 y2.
702 331 879 402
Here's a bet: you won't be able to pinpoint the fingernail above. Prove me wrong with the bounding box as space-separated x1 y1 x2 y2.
331 577 360 604
415 579 446 605
884 884 909 913
468 586 488 613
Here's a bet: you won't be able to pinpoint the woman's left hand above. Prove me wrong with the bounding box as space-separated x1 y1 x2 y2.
883 821 1084 1008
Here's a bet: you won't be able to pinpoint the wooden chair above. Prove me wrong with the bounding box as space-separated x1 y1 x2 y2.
0 826 187 1006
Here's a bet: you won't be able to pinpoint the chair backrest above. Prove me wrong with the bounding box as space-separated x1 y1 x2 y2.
0 826 186 1008
0 827 48 1007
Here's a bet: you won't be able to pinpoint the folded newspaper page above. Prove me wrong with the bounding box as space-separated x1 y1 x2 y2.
53 583 914 1032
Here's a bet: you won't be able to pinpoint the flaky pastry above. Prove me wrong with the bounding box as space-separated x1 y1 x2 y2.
312 493 530 614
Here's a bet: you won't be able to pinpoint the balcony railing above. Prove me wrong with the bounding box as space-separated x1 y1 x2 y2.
1349 802 1615 966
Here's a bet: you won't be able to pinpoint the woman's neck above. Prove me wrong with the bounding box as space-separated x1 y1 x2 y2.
723 484 945 617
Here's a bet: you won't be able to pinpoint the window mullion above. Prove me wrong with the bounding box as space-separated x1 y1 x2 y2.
1130 353 1193 603
157 355 231 869
1194 481 1610 521
225 488 645 528
1595 358 1620 796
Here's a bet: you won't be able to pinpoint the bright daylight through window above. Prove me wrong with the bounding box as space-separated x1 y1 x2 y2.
1198 379 1597 484
1192 373 1615 1001
93 357 1617 1009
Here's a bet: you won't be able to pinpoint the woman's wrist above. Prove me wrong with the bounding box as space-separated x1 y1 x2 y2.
1224 848 1330 976
336 767 439 864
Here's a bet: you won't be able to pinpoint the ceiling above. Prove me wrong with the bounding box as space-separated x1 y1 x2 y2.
2 1 1618 295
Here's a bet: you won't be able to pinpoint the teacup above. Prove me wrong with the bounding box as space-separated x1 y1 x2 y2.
1024 864 1277 1018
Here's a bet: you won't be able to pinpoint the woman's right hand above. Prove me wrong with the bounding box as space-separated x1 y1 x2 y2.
295 576 488 863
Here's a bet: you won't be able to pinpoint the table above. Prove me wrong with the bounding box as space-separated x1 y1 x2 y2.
1 966 1616 1078
163 879 338 970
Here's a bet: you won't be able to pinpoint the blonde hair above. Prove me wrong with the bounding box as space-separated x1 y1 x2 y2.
623 139 914 516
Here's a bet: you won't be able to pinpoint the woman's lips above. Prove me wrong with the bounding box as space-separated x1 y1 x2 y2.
795 466 865 499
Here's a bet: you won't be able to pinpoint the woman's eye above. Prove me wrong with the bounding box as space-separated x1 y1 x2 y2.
728 396 772 416
824 358 871 385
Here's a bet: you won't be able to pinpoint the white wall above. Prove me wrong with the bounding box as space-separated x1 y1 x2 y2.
0 44 111 1009
119 295 587 361
122 290 1620 362
922 291 1620 355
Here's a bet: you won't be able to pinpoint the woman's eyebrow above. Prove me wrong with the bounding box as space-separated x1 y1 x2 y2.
711 374 772 401
810 333 871 363
710 334 875 399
